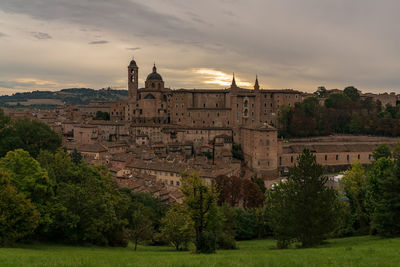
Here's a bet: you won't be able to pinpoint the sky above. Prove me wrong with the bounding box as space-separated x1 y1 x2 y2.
1 0 400 95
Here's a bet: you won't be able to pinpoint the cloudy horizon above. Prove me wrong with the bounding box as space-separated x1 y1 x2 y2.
1 0 400 96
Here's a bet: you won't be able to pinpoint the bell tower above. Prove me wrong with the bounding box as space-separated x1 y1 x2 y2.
128 58 139 100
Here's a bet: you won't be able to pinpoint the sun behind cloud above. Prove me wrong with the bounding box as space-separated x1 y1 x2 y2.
193 68 251 87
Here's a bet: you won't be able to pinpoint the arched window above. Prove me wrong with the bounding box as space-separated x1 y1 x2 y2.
152 83 155 88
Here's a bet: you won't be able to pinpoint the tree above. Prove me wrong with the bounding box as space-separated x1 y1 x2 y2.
251 176 266 194
0 108 11 129
126 203 154 250
70 148 83 165
339 161 369 234
278 105 292 137
215 175 264 208
37 149 75 184
372 144 391 161
0 118 61 158
343 86 360 101
242 179 265 209
366 156 400 236
181 173 219 253
216 204 237 249
314 86 327 98
54 164 128 246
0 149 54 232
125 191 167 236
349 114 363 134
324 93 351 109
215 175 242 206
266 149 338 248
0 170 40 246
234 208 257 240
159 204 194 251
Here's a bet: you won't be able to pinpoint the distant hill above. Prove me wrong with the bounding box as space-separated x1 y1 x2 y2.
0 88 128 109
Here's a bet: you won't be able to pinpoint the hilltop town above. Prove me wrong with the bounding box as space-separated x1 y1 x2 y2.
3 59 400 202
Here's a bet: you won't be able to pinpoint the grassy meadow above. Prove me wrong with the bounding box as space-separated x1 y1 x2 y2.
0 236 399 267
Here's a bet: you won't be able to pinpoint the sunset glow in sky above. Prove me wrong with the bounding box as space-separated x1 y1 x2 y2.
1 0 400 95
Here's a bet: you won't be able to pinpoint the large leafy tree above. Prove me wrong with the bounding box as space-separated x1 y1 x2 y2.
215 175 265 208
126 191 167 235
0 170 40 246
0 149 54 232
53 164 128 245
181 173 219 253
343 86 360 101
0 111 61 158
266 149 338 248
159 204 194 251
126 203 154 250
37 149 128 245
215 175 242 206
366 155 400 236
340 161 369 234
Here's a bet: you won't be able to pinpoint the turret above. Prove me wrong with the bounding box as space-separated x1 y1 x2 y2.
254 75 260 92
230 73 237 89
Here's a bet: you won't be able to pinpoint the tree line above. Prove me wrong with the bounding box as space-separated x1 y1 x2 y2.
279 86 400 137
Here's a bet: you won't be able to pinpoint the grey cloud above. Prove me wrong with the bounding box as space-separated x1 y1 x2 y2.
127 47 141 51
30 31 52 40
0 0 199 40
88 40 108 45
0 32 7 38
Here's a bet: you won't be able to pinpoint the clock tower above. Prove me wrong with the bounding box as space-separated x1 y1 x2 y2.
128 58 138 100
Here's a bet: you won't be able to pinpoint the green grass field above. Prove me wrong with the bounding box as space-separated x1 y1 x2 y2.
0 236 399 267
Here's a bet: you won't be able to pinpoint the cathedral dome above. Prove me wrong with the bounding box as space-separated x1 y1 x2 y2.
146 64 163 81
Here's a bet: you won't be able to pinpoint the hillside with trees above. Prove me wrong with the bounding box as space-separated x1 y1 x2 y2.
0 88 128 109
